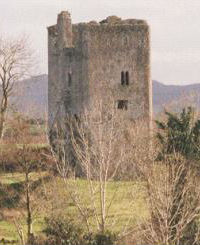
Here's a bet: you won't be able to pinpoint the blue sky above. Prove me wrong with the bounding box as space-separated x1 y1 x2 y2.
1 0 200 85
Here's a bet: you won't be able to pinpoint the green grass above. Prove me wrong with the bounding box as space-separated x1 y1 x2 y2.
0 172 48 185
0 172 148 241
0 218 45 243
0 143 49 151
0 221 18 241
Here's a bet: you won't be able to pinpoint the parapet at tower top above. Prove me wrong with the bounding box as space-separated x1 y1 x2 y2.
57 11 71 19
56 10 148 26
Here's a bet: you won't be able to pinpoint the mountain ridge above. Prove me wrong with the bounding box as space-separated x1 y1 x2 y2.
8 74 200 118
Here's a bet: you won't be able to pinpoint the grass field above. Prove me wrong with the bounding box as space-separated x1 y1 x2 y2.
0 172 148 242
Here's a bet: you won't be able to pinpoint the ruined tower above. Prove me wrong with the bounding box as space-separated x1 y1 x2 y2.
48 11 152 132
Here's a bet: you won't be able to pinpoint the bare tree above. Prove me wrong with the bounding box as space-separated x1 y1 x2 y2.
3 115 49 244
50 90 139 237
0 36 34 139
134 153 200 245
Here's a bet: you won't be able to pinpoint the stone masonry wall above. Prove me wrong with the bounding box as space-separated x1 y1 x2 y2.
85 22 151 120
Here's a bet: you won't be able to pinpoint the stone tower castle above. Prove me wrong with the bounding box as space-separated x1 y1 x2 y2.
48 11 152 131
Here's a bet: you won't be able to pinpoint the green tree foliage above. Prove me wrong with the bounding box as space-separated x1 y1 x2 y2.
155 107 200 159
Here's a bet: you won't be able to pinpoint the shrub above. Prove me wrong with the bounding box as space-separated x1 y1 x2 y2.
43 216 116 245
88 231 116 245
44 216 85 245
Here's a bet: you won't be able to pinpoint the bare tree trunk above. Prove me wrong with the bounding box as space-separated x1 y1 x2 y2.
0 112 5 139
25 171 33 243
14 220 25 245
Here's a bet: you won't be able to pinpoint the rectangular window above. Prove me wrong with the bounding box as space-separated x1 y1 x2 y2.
117 100 128 110
121 71 129 86
121 71 125 85
125 71 129 85
68 73 72 86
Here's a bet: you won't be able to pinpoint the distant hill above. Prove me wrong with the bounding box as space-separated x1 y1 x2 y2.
10 74 48 119
153 80 200 113
7 75 200 118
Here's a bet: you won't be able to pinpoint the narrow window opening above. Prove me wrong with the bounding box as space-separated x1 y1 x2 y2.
117 100 128 110
121 71 125 85
125 71 129 85
68 73 72 86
